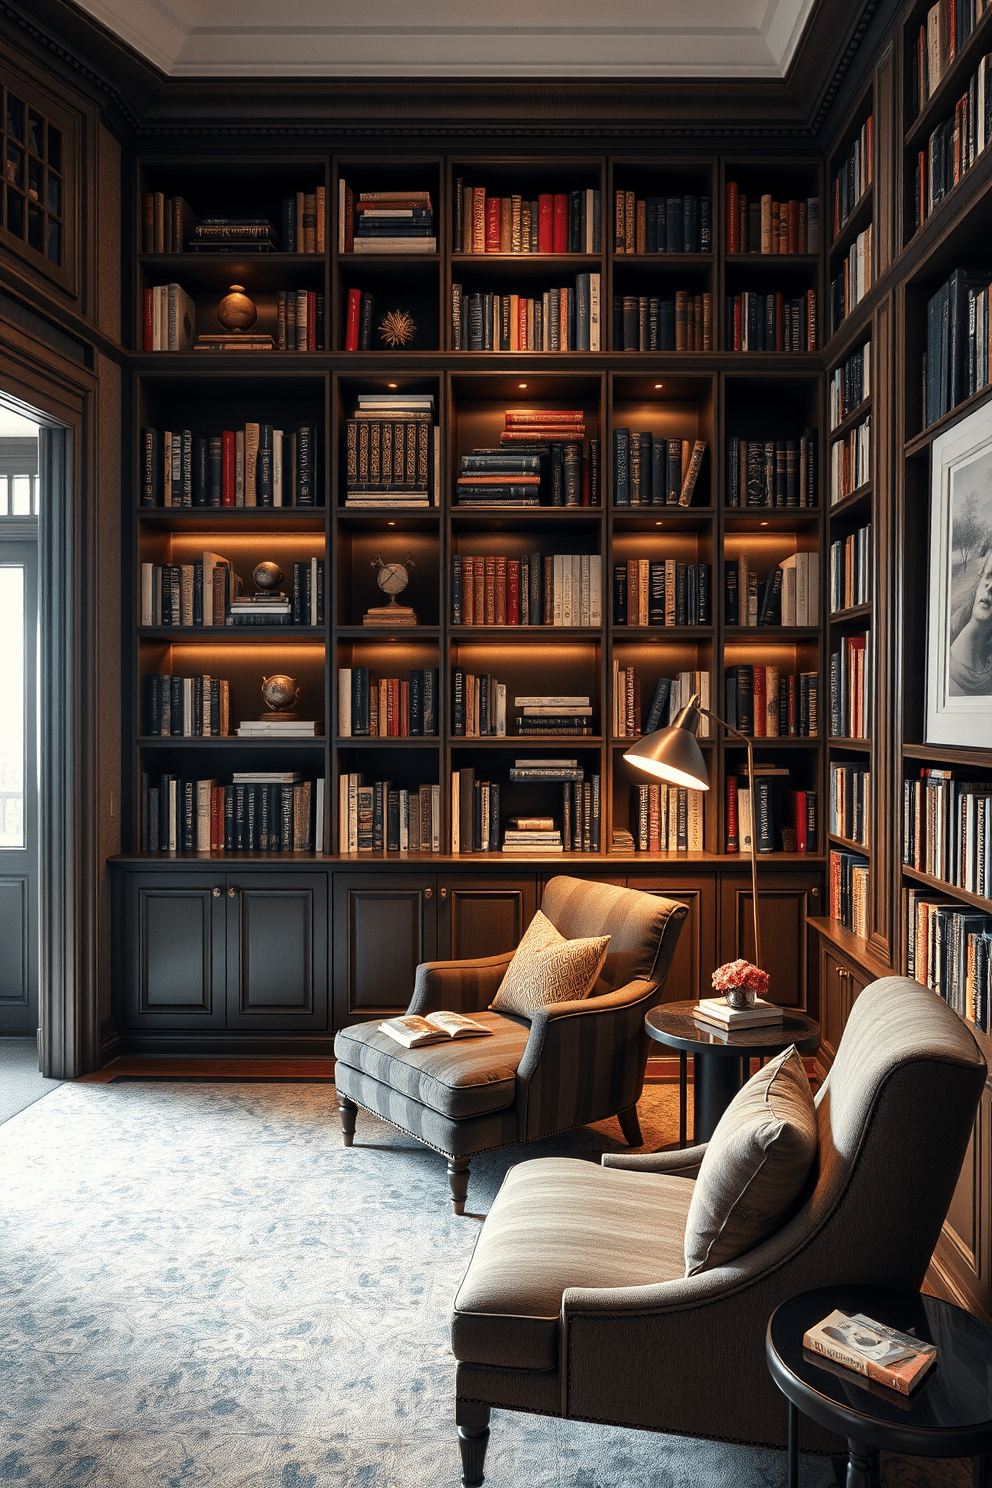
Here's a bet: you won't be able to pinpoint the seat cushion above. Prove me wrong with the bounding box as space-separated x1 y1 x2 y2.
333 1011 530 1120
452 1156 693 1371
683 1043 818 1276
490 909 610 1017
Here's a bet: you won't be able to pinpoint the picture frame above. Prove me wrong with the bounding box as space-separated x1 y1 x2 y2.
925 400 992 747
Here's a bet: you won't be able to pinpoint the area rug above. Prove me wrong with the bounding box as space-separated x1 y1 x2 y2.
0 1080 950 1487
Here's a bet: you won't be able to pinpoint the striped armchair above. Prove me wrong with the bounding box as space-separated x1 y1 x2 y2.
333 876 687 1213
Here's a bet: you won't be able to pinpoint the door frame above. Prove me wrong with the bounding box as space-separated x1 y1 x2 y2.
0 524 39 1034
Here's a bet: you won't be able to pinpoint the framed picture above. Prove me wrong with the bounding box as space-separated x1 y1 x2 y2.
925 401 992 746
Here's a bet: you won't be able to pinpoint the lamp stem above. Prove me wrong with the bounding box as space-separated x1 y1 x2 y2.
696 704 763 972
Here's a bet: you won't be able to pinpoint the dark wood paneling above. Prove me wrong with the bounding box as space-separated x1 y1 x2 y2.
869 292 895 967
333 873 436 1025
720 873 822 1010
123 874 225 1027
628 875 716 1003
934 1082 992 1322
818 944 869 1069
442 877 536 962
228 873 328 1029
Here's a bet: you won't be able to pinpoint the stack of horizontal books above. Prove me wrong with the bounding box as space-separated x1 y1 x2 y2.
692 996 783 1031
190 217 279 252
514 694 593 737
502 818 563 854
351 190 435 253
345 392 436 507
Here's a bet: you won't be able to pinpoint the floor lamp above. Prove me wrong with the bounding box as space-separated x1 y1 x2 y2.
624 692 763 972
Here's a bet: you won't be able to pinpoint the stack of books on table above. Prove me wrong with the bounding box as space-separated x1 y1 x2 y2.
802 1309 937 1396
235 719 323 739
693 996 783 1030
514 695 594 737
502 817 563 854
345 392 437 507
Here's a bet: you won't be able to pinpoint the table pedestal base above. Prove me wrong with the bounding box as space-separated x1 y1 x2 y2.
693 1052 745 1142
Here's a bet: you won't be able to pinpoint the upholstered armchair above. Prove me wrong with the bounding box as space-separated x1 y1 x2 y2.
451 976 987 1482
333 875 687 1213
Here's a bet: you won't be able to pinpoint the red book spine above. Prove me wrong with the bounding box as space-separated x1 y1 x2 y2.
345 287 361 351
726 775 739 852
211 785 222 852
734 296 742 351
307 290 316 350
726 181 739 253
506 559 520 624
795 790 808 852
344 186 354 253
221 430 235 506
505 409 585 425
400 679 410 737
473 557 485 624
484 556 497 625
486 196 501 252
753 665 767 737
495 555 507 624
143 288 154 351
388 677 400 737
538 194 553 253
553 194 568 253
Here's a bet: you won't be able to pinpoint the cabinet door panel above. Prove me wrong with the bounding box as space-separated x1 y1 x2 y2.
441 877 536 961
627 876 716 1003
819 949 854 1068
228 873 329 1029
332 874 437 1027
122 874 226 1028
720 873 821 1011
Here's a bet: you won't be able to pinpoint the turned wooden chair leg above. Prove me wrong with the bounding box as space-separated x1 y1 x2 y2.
448 1157 471 1214
338 1095 357 1147
617 1102 643 1147
457 1400 491 1487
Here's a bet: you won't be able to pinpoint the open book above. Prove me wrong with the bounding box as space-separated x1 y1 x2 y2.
378 1012 493 1048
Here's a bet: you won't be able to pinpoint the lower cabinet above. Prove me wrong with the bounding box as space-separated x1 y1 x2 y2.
818 944 870 1069
720 872 822 1010
627 875 717 1004
117 869 328 1038
937 1080 992 1321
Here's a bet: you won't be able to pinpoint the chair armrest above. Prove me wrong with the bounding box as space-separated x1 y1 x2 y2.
602 1144 707 1177
517 977 657 1080
406 951 514 1017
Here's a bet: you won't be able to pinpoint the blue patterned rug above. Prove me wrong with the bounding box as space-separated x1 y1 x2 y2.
1 1080 844 1487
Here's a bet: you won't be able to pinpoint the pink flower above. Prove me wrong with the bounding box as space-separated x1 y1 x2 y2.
711 959 769 996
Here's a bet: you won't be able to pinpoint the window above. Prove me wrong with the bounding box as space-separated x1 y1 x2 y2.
0 69 75 294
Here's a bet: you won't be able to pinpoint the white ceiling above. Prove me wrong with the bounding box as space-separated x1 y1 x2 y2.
70 0 819 78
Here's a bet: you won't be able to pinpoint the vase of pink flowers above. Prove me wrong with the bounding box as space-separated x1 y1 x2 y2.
712 958 769 1009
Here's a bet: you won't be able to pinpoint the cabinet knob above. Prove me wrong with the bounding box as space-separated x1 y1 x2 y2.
440 887 447 898
811 887 819 898
424 887 433 899
212 887 222 898
228 886 237 898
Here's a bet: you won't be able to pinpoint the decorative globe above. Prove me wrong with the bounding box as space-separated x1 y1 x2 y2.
260 674 300 713
376 561 410 598
253 561 284 590
217 284 257 331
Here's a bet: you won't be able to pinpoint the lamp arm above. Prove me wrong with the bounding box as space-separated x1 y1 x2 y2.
695 704 764 973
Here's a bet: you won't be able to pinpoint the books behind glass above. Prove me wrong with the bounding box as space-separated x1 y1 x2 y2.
802 1309 938 1395
378 1011 494 1048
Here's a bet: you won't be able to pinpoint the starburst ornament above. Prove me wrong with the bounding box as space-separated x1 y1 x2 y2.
378 307 417 348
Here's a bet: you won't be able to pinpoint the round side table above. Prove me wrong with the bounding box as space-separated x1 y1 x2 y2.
766 1284 992 1488
644 1000 820 1145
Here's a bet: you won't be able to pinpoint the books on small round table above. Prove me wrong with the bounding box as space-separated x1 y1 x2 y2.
693 995 784 1031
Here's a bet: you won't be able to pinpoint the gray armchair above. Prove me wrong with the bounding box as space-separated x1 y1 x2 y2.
333 876 687 1213
451 976 987 1482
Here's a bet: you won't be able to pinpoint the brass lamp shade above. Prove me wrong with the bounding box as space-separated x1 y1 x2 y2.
623 701 711 791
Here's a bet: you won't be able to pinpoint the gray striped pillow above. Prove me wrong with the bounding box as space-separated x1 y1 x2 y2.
683 1043 818 1276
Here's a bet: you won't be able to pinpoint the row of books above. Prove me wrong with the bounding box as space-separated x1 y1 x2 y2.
724 185 820 255
913 58 992 232
903 768 992 895
725 433 817 508
611 670 711 740
830 225 873 331
829 634 869 739
450 764 603 853
830 763 870 846
726 775 819 854
613 432 706 506
829 341 871 430
338 775 441 854
340 188 435 254
725 290 818 352
829 847 870 936
830 525 871 613
451 276 601 351
345 394 437 506
144 673 230 737
907 888 992 1031
452 674 507 737
726 551 820 628
832 116 873 239
829 416 871 504
141 772 324 853
925 267 992 426
613 559 710 626
909 0 989 118
613 192 711 254
450 552 603 627
337 667 439 738
270 290 322 351
139 556 324 628
722 667 820 738
630 783 704 851
453 184 601 255
613 291 712 352
140 422 317 508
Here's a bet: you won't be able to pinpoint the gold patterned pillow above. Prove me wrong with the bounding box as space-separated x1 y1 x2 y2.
490 910 610 1016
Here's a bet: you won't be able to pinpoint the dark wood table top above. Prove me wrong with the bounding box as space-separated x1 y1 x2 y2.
645 1000 820 1058
766 1285 992 1455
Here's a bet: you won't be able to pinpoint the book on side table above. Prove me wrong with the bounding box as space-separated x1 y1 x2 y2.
803 1309 938 1395
378 1012 493 1048
693 995 784 1030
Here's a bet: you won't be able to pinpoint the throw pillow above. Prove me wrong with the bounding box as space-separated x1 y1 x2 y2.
490 910 610 1016
683 1043 818 1276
